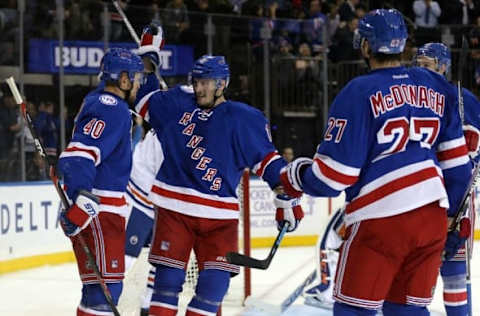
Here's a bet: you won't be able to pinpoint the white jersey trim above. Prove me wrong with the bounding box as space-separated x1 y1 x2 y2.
60 141 101 166
135 90 160 122
149 180 239 219
344 160 448 226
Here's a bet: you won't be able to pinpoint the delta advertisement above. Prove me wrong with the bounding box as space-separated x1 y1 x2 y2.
27 38 194 76
0 179 343 267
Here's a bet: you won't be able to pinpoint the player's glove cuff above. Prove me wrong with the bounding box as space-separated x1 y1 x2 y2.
463 124 480 159
280 157 313 198
63 190 100 236
137 23 165 69
274 194 304 232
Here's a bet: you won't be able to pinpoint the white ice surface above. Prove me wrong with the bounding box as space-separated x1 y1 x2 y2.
1 242 479 316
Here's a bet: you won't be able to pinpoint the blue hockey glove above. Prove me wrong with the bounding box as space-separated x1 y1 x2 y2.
60 190 100 237
274 194 304 232
279 157 313 198
444 217 471 261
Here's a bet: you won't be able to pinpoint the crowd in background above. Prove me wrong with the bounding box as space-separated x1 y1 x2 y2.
3 0 480 182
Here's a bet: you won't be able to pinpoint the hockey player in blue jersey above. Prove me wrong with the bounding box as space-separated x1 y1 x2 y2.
134 55 303 316
123 23 167 316
57 47 144 316
415 42 478 316
279 9 472 316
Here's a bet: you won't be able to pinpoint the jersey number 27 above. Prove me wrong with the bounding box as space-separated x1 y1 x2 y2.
375 116 440 161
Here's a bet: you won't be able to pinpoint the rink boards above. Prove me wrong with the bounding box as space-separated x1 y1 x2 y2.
1 180 479 274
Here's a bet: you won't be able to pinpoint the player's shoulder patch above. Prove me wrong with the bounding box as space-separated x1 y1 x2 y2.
99 94 118 106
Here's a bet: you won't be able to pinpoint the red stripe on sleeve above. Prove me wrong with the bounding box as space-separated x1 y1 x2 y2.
314 158 358 186
437 145 468 161
256 152 279 177
139 99 149 119
65 147 98 163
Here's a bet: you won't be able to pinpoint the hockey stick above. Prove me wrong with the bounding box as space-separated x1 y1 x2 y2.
226 223 289 269
5 77 121 316
453 35 473 316
111 0 168 90
243 270 317 315
280 269 317 311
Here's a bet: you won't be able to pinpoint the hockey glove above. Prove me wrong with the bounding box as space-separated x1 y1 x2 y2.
60 190 100 237
279 157 313 198
463 125 480 159
274 194 304 232
137 22 165 70
444 217 471 261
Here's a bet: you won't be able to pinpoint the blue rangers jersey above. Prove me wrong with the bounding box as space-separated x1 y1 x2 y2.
58 91 132 217
135 85 286 219
300 66 472 226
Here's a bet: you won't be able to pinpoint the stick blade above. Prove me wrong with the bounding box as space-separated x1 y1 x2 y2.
226 252 269 269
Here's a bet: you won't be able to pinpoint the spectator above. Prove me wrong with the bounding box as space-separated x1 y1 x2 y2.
355 3 366 19
413 0 442 45
282 147 294 162
22 101 47 180
469 16 480 86
329 16 360 62
162 0 190 43
325 0 342 40
304 0 328 54
0 0 18 65
0 83 21 181
33 101 59 161
65 0 94 40
413 0 441 28
441 0 477 25
338 0 359 22
0 84 21 160
295 42 321 108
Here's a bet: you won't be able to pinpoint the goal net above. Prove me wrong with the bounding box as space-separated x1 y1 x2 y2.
118 170 252 316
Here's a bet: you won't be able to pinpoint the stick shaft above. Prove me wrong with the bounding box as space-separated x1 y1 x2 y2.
5 77 121 316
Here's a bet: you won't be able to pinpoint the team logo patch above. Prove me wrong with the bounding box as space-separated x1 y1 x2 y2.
129 235 138 245
99 94 118 106
111 260 118 269
161 241 170 251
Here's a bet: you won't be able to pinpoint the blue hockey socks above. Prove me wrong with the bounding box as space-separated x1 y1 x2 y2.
78 282 122 314
333 302 377 315
441 261 468 316
149 265 185 315
186 269 230 315
382 301 429 316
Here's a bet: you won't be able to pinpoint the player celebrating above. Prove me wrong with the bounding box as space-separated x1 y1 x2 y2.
123 23 166 316
134 55 303 316
279 9 472 316
415 42 479 316
57 48 143 316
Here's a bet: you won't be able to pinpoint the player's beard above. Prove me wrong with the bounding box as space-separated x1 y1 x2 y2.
195 93 216 109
